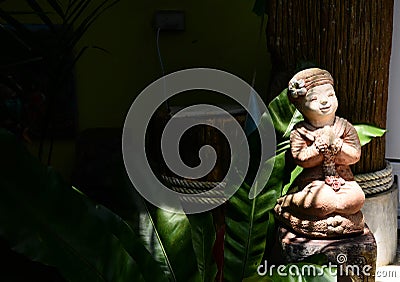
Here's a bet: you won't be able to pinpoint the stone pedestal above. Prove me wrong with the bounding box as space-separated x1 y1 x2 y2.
362 183 398 266
279 225 377 281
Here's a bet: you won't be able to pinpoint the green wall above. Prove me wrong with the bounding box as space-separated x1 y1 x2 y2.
76 0 270 130
2 0 271 180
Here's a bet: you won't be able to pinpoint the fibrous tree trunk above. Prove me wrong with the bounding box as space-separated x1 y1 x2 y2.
266 0 394 173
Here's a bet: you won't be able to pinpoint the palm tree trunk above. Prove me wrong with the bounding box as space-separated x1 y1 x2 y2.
266 0 394 173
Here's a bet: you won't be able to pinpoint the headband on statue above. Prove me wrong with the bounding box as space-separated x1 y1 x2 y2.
288 68 334 98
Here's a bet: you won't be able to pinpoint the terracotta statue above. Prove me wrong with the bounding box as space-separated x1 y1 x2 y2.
274 68 365 238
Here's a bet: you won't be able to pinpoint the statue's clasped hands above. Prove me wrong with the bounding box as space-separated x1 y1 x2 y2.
314 126 345 191
314 126 343 156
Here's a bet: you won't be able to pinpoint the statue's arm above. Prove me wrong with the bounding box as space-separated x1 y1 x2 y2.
335 122 361 165
290 129 324 168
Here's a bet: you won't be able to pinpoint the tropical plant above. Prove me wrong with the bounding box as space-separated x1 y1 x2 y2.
0 0 121 162
0 89 385 281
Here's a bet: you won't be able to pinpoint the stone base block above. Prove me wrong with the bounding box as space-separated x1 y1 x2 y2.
362 183 398 266
279 225 377 281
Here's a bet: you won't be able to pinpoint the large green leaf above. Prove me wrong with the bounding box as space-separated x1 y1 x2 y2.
354 124 386 146
238 88 304 199
139 206 201 282
0 129 167 281
224 151 286 281
267 88 303 140
125 187 204 282
223 88 308 281
187 213 218 282
282 165 303 195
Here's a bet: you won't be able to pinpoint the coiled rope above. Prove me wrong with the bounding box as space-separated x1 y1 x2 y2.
161 161 394 200
354 161 394 195
161 175 227 204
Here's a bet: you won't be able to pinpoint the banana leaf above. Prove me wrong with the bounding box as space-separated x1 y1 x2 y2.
245 88 302 198
130 202 201 282
0 129 167 281
121 169 216 282
267 88 303 140
187 213 218 282
354 124 386 146
223 150 288 281
224 88 304 281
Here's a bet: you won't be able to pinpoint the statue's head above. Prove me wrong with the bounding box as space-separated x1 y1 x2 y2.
288 68 338 125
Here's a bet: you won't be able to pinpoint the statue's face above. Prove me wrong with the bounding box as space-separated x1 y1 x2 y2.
296 84 338 121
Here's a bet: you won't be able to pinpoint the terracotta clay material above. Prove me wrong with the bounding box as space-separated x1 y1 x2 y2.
274 68 365 238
